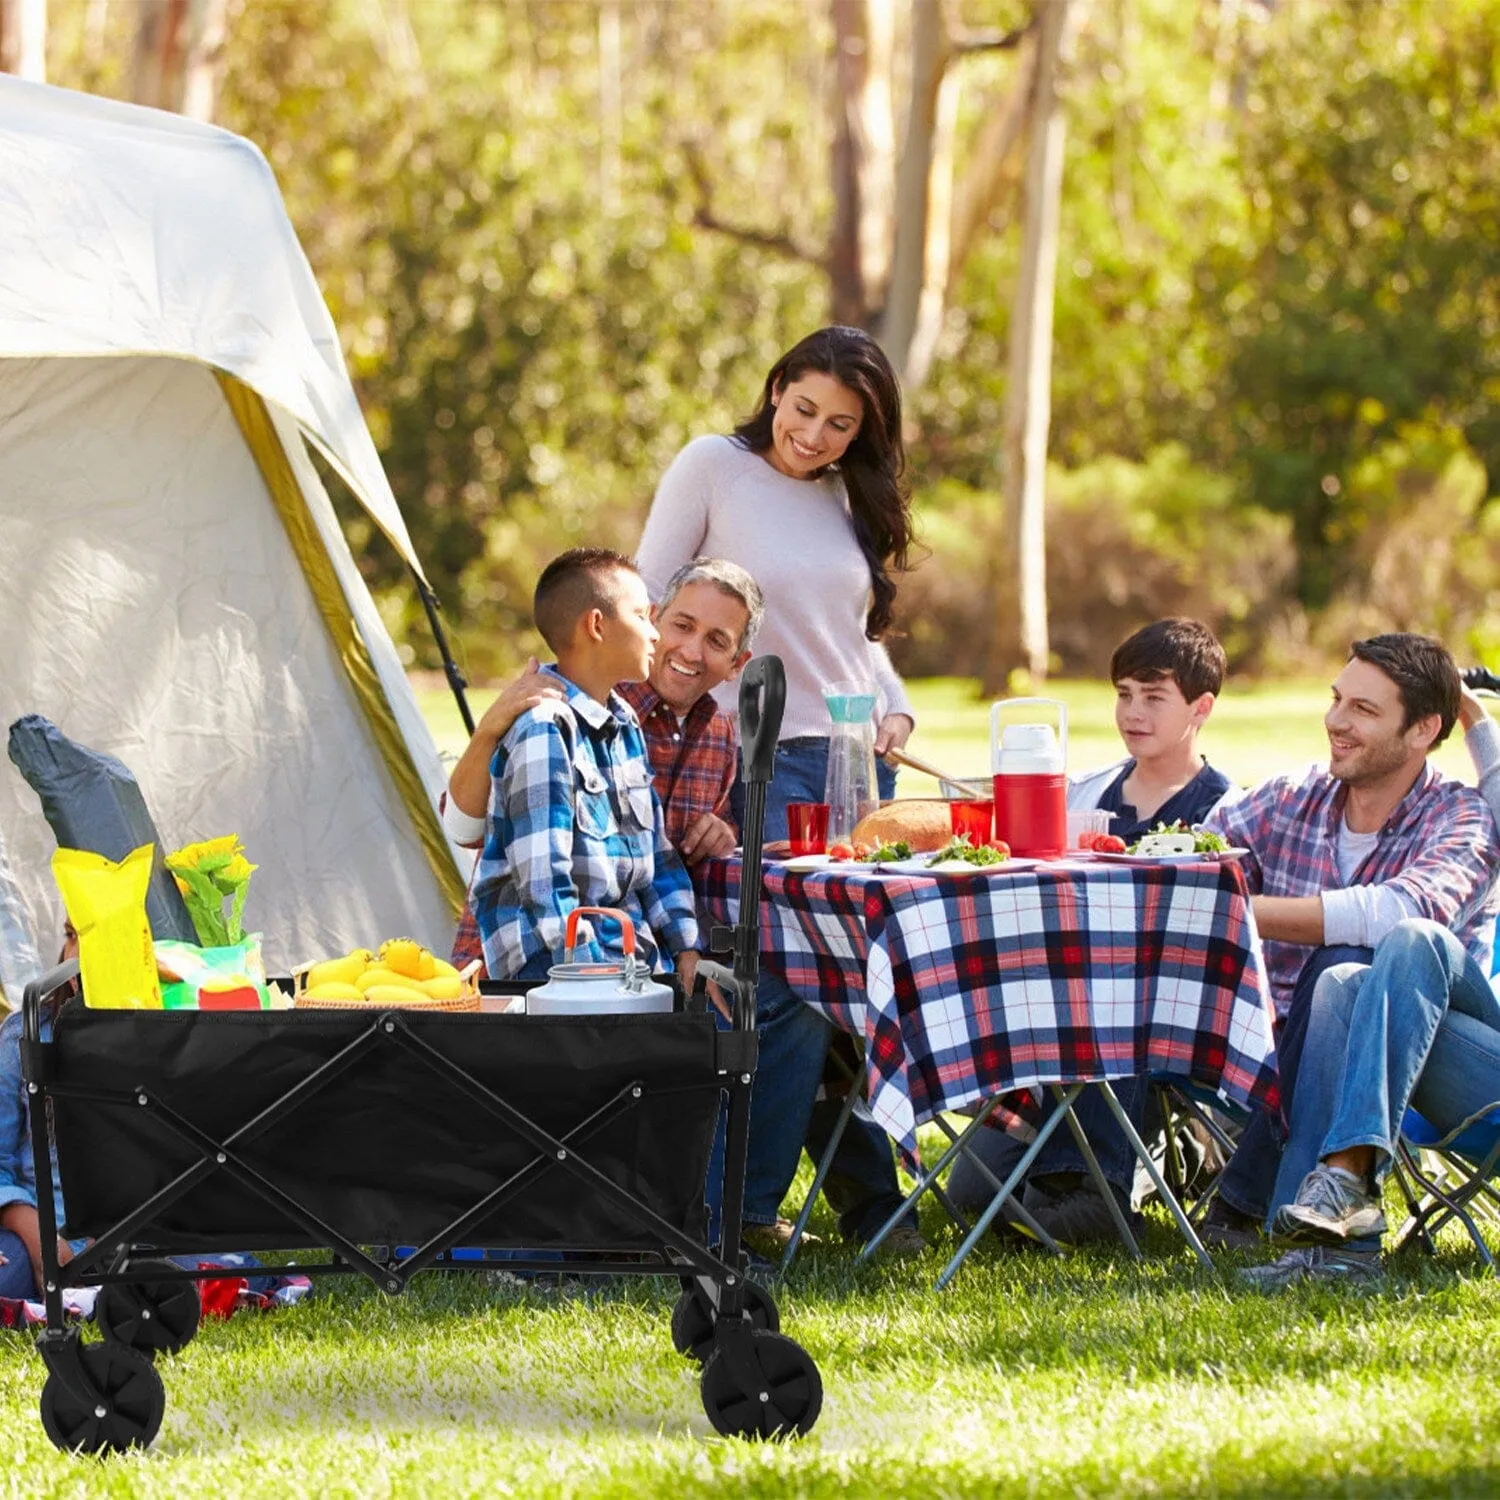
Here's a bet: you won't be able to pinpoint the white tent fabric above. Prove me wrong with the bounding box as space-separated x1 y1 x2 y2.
0 74 420 573
0 78 466 986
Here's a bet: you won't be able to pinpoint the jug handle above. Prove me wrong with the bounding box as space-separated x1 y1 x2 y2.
564 906 635 962
989 696 1068 767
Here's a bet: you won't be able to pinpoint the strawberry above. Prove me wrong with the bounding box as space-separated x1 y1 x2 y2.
827 842 855 861
1094 834 1127 853
984 838 1011 858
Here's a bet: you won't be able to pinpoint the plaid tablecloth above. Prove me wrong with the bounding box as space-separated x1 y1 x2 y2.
696 856 1280 1161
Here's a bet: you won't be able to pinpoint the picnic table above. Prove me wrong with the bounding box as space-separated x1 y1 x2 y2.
696 851 1280 1276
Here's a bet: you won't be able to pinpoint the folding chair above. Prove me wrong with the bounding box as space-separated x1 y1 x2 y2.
1392 1102 1500 1272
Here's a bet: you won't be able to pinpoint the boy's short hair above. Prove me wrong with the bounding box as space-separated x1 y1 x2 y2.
1110 618 1226 701
533 548 638 654
1350 633 1460 746
657 558 766 654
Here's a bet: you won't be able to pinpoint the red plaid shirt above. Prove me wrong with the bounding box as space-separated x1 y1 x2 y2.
450 680 737 973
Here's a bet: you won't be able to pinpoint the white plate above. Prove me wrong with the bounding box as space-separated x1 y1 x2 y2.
1093 847 1250 865
883 856 1041 876
778 853 834 872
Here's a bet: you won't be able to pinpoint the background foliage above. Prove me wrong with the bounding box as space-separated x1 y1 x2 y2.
40 0 1500 679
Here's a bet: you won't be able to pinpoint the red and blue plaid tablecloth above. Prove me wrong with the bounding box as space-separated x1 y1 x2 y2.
696 856 1280 1160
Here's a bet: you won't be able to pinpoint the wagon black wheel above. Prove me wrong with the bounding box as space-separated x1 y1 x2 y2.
699 1329 821 1440
670 1279 779 1363
97 1262 201 1355
39 1340 165 1454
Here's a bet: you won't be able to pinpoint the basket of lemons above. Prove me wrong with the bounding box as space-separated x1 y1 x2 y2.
294 939 479 1011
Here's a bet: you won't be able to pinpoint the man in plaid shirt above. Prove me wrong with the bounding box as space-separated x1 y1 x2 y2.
444 558 760 976
1196 634 1500 1247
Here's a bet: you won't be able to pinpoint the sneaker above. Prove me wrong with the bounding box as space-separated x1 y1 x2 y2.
1272 1163 1387 1245
1238 1244 1383 1289
1199 1196 1263 1251
1025 1179 1142 1248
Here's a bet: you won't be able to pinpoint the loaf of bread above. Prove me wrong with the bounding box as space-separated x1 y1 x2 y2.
852 799 954 853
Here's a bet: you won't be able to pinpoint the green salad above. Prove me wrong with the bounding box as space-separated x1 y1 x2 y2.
1125 819 1229 855
927 835 1009 867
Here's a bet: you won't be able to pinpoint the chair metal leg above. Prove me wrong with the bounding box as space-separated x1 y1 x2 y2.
778 1076 861 1277
1095 1081 1213 1269
1055 1084 1141 1260
931 1086 1089 1290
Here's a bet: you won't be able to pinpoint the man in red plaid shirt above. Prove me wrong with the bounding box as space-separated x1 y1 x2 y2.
442 558 761 974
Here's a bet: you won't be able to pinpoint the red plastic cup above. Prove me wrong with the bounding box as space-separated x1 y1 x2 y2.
786 801 830 855
949 799 994 845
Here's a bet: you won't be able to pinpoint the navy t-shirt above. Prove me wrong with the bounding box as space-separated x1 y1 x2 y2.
1096 761 1233 843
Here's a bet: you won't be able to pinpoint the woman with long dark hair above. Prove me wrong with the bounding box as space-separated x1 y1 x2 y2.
636 324 917 837
635 326 925 1259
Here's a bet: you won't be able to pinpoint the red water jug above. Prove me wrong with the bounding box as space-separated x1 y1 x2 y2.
990 698 1068 858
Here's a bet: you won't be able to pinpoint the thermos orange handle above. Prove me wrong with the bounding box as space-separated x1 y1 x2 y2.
564 906 636 961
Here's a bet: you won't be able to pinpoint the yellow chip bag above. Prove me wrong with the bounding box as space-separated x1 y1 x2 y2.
52 843 163 1010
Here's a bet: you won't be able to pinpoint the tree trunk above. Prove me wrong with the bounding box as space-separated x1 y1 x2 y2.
132 0 228 120
828 0 896 328
994 0 1072 687
0 0 47 81
881 0 957 386
948 31 1036 281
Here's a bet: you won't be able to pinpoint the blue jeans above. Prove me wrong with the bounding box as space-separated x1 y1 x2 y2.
1216 943 1373 1221
708 737 907 1239
1001 1076 1151 1199
1268 920 1500 1244
0 1228 36 1301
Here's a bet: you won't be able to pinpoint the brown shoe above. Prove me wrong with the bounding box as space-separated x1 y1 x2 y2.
869 1222 929 1257
1199 1196 1263 1250
741 1218 820 1263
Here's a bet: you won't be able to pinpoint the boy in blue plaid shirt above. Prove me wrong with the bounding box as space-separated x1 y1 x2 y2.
472 549 702 990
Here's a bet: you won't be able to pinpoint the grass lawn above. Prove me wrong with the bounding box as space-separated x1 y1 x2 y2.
5 1182 1500 1497
6 676 1497 1495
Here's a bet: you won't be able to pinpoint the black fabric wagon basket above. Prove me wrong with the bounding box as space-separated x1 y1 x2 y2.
20 657 822 1452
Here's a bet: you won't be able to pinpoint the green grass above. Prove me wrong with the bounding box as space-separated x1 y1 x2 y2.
418 674 1481 798
5 1172 1500 1497
7 675 1497 1494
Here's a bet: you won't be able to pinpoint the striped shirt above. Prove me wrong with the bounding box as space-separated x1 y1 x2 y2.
1205 760 1500 1014
450 677 737 975
471 670 699 979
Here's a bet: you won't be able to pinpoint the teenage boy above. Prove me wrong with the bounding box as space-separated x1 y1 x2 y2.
1068 617 1240 839
446 557 762 974
470 549 714 985
950 617 1241 1228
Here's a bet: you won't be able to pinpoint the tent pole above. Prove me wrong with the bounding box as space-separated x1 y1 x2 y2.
413 570 475 736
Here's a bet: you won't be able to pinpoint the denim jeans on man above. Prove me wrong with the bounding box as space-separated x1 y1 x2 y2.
1213 943 1374 1221
708 736 908 1240
1268 919 1500 1248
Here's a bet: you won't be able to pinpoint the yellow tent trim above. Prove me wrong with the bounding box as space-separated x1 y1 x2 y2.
216 372 466 917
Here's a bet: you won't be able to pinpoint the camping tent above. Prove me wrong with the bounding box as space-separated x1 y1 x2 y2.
0 76 469 989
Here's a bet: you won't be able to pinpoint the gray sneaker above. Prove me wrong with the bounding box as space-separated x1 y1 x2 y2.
1239 1244 1383 1289
1272 1163 1387 1244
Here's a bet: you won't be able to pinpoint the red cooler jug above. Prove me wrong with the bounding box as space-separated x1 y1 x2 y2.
991 698 1068 858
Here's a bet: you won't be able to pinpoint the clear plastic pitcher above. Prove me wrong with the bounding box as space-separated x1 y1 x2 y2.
823 679 880 845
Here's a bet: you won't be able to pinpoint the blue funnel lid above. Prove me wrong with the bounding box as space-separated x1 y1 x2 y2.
825 689 878 724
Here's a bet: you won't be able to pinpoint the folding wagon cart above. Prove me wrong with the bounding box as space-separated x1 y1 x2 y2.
21 658 821 1453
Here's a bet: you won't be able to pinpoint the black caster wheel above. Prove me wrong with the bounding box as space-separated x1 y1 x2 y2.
97 1262 201 1356
671 1279 779 1363
39 1339 165 1454
699 1328 822 1439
